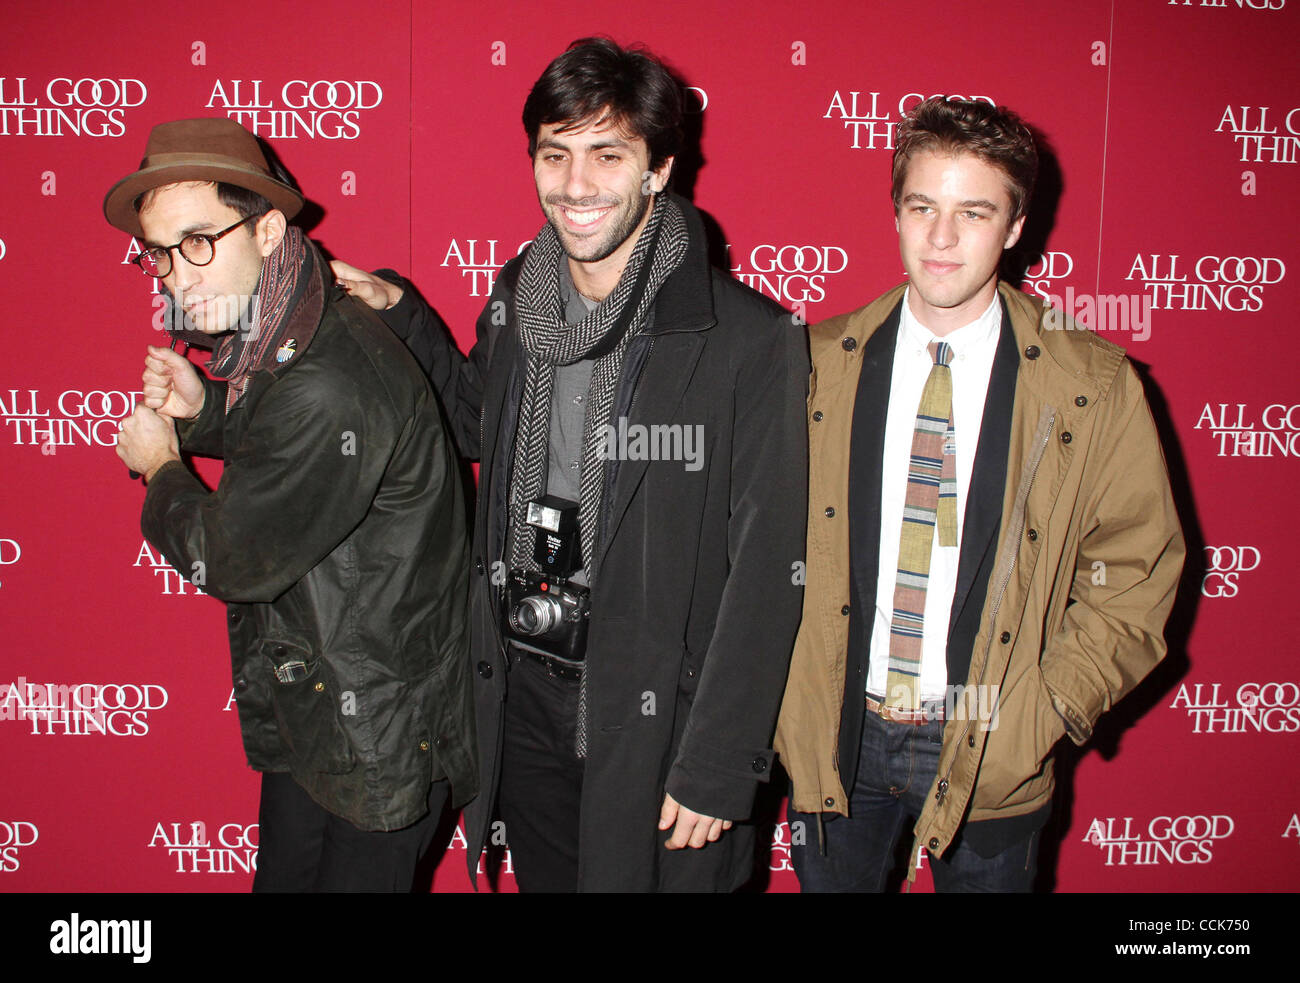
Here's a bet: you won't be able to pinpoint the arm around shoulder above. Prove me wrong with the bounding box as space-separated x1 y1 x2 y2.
370 268 500 461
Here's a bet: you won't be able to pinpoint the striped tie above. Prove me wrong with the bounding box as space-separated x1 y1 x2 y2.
885 340 957 710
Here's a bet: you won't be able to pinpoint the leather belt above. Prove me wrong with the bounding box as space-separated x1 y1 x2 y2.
513 645 583 681
865 693 945 725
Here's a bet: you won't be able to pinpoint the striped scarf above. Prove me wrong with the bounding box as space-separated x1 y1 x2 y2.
208 226 321 411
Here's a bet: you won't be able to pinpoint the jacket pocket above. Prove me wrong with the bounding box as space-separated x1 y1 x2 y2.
1033 665 1068 763
677 644 704 701
259 639 356 775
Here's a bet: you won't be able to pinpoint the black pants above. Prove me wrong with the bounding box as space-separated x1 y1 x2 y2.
252 772 449 893
497 650 585 892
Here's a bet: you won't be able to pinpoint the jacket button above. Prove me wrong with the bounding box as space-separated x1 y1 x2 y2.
752 757 768 774
274 644 286 657
474 558 485 575
477 661 493 679
1000 631 1011 643
842 337 857 352
1027 528 1038 542
1074 395 1088 407
418 740 430 752
824 506 835 518
1061 431 1073 444
235 678 247 691
812 410 824 422
313 681 325 693
686 669 697 679
841 604 851 616
824 797 835 808
1024 345 1040 360
938 779 949 793
967 733 976 748
229 612 242 626
928 837 940 850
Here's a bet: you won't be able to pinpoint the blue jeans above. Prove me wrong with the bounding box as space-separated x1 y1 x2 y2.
789 706 1039 892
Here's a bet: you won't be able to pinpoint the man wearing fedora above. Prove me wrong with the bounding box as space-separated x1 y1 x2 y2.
107 117 477 892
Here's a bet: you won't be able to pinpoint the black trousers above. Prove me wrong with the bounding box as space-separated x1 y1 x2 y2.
252 772 449 893
497 650 585 892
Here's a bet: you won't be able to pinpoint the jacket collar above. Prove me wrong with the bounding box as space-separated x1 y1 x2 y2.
821 280 1126 402
998 281 1124 401
262 239 335 380
644 192 716 335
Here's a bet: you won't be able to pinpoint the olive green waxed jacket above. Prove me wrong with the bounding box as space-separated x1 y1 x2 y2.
143 253 476 831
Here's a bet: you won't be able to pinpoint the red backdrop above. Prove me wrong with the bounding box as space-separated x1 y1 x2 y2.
2 0 1297 893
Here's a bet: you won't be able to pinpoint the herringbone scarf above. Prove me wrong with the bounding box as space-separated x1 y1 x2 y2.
508 194 687 584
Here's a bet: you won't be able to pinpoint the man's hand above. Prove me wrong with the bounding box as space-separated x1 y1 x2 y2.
331 260 404 311
116 405 180 481
659 793 733 850
143 345 205 421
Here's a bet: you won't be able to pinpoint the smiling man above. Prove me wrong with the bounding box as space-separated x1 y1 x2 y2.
533 122 667 269
774 98 1184 892
104 118 476 892
338 38 807 892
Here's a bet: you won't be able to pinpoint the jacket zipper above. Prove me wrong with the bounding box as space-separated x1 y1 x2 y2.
937 410 1055 804
624 338 654 421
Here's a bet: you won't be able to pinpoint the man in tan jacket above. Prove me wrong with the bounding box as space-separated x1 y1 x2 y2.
774 98 1184 891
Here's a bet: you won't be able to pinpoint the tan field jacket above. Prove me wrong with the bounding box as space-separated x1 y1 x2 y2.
775 282 1185 867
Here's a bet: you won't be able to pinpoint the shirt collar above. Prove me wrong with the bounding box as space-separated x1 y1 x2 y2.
899 287 1001 357
558 255 599 324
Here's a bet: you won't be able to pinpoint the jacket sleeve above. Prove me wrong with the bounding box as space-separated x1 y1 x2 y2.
663 305 810 820
373 269 490 461
1039 360 1185 744
140 360 398 604
174 375 229 458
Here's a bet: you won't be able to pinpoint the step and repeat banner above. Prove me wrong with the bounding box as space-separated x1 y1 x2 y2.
2 1 1297 893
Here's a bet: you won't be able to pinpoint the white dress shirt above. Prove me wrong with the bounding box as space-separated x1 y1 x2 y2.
866 289 1002 702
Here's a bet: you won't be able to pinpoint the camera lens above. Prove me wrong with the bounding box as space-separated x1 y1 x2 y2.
510 595 562 635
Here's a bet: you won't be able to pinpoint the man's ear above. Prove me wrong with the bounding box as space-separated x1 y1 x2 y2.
648 155 674 195
255 209 287 257
1003 214 1026 251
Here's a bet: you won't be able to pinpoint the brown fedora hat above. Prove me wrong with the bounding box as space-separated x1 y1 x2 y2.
103 117 304 237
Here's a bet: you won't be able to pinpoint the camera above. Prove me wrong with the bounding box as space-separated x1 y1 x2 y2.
502 496 590 662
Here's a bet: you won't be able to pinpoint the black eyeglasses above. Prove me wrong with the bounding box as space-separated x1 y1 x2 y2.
131 214 260 278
